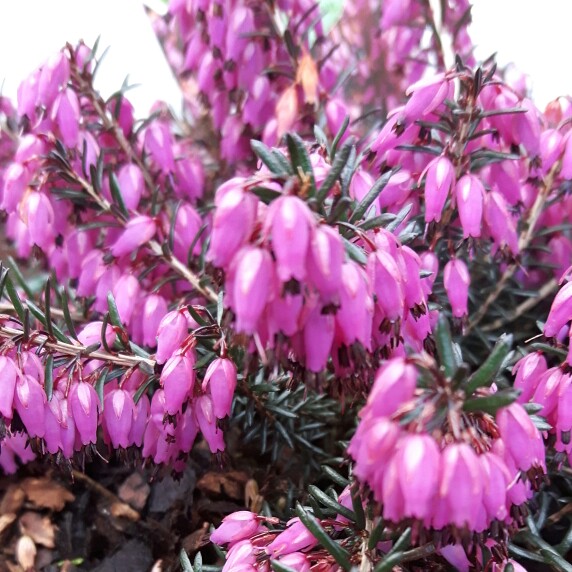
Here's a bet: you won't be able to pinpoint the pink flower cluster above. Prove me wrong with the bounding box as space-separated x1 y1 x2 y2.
154 0 346 163
210 510 348 571
348 358 545 536
206 154 441 373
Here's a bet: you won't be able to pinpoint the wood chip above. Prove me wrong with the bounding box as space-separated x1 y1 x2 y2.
20 478 74 511
15 535 36 571
19 512 56 548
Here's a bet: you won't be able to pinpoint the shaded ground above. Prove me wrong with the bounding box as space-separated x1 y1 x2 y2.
0 441 258 572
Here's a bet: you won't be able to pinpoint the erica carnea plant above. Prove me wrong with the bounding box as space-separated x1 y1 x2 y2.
2 0 572 570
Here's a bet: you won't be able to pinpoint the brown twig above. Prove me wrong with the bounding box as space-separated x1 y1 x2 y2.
0 324 156 370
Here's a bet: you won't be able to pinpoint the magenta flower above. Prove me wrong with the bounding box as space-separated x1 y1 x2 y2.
422 156 455 223
210 511 260 546
544 281 572 337
443 259 470 318
110 215 156 258
455 174 484 238
103 389 135 449
266 518 318 557
202 357 237 419
15 375 47 438
0 357 19 420
161 352 196 415
267 196 313 282
69 381 100 445
231 246 274 334
155 310 188 364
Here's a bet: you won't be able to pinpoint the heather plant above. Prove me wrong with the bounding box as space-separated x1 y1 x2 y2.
1 0 572 570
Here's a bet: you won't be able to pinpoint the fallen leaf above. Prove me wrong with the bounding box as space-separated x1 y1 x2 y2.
117 472 150 511
21 478 74 511
16 535 36 571
0 485 25 515
19 512 56 548
197 471 248 500
296 50 319 105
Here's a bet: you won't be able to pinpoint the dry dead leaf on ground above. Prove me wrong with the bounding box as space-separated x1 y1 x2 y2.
196 470 248 500
15 535 36 571
20 478 74 512
18 512 55 548
0 513 17 536
0 486 25 515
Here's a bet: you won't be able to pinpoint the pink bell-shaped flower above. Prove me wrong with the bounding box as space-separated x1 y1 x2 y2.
267 196 313 282
266 518 318 557
103 388 135 448
544 281 572 337
155 309 188 364
455 174 484 238
202 357 237 419
69 381 100 445
110 216 156 258
422 156 455 223
232 246 274 334
443 259 470 318
15 375 46 438
161 352 196 415
211 511 260 546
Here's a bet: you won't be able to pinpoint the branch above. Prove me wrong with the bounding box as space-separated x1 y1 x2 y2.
0 324 156 370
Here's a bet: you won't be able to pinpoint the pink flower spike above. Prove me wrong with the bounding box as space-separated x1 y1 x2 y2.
422 156 455 223
110 215 156 258
202 357 237 419
443 259 470 318
455 174 484 238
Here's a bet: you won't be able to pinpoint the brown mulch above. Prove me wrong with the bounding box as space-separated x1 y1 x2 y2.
0 442 264 572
